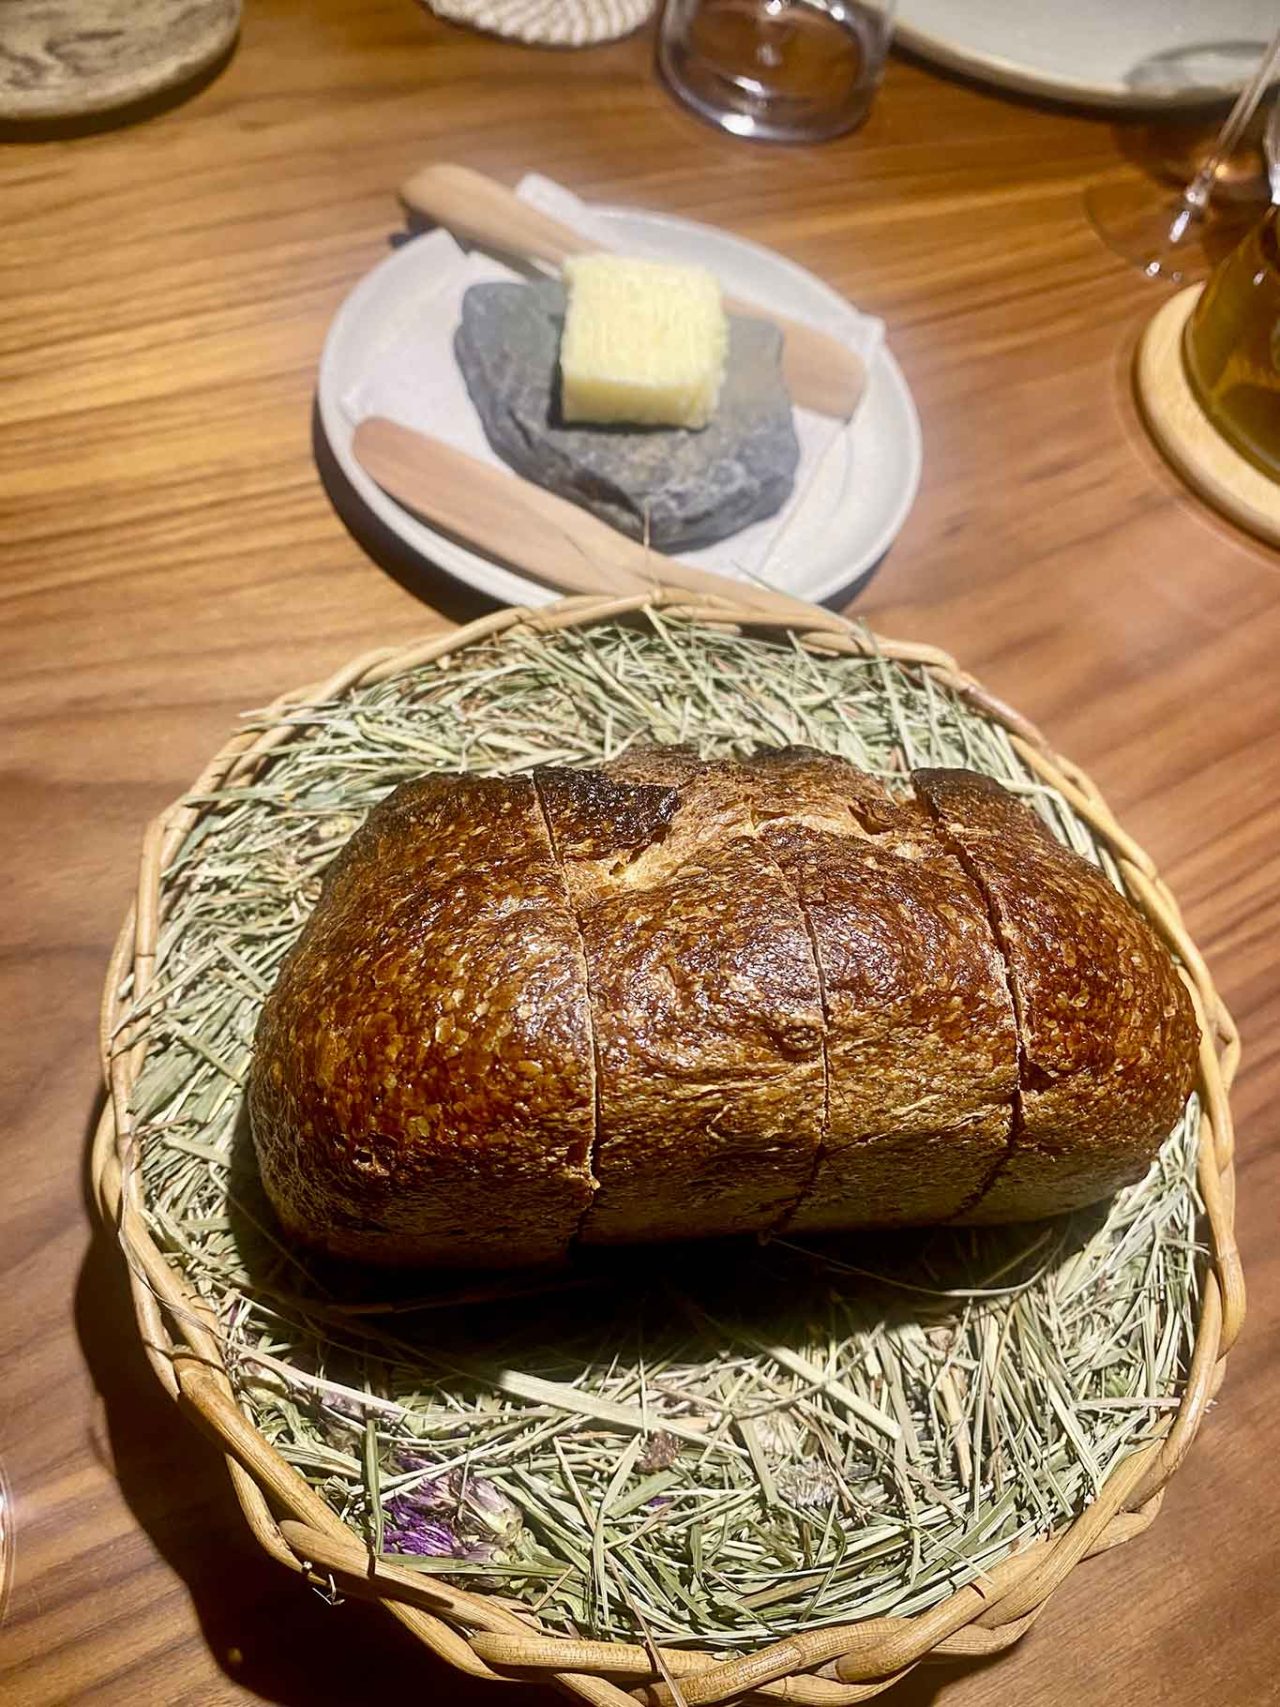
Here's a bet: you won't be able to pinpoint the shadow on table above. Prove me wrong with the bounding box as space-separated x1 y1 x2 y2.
892 46 1269 275
312 397 499 629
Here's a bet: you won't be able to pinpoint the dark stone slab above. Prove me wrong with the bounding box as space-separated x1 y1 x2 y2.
454 279 799 552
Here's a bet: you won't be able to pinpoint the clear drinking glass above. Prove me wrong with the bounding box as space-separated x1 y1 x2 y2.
658 0 896 144
1085 25 1280 282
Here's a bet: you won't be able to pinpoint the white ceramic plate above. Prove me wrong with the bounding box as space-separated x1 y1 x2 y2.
896 0 1276 109
317 206 922 610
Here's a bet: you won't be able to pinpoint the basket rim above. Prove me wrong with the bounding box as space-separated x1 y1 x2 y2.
92 588 1245 1707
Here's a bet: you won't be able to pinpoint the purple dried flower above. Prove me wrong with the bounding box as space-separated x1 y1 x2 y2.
389 1463 522 1545
383 1511 461 1557
383 1499 504 1567
380 1462 523 1586
395 1451 433 1474
382 1499 505 1595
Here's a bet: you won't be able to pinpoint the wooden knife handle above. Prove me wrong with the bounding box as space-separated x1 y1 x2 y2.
400 163 600 270
352 416 836 630
398 163 866 420
354 416 645 596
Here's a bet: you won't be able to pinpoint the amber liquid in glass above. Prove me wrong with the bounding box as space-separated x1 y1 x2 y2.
1183 207 1280 480
660 0 883 143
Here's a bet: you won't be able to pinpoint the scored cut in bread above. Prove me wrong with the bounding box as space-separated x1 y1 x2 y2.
248 749 1200 1266
747 749 1019 1229
913 769 1198 1223
536 755 826 1243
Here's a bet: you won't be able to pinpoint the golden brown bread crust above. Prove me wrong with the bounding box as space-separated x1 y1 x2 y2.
746 749 1018 1228
537 753 826 1243
249 774 595 1267
913 769 1198 1222
248 749 1200 1267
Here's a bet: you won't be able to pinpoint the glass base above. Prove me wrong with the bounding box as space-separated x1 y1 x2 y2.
1085 176 1264 284
657 56 873 142
1085 178 1212 283
656 0 883 145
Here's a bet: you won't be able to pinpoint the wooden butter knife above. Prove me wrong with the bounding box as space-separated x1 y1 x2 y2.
352 415 837 630
398 162 867 422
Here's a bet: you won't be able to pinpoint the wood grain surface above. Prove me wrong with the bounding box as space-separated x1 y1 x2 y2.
1 3 1278 1703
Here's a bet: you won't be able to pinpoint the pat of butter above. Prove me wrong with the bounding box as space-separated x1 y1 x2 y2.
560 254 728 431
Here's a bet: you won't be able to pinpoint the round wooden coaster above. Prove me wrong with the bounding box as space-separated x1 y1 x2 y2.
1135 283 1280 548
0 0 239 122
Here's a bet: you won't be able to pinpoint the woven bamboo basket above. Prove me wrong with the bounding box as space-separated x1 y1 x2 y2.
93 589 1244 1707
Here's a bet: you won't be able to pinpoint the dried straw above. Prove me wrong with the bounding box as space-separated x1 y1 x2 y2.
98 599 1239 1695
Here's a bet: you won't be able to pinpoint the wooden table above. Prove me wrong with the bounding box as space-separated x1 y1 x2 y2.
2 3 1277 1702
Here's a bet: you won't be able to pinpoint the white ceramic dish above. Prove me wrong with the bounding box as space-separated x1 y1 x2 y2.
318 204 922 610
896 0 1275 109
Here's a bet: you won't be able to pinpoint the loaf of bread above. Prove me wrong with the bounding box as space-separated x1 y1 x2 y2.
248 748 1198 1267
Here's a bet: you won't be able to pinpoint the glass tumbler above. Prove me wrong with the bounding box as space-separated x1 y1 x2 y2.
658 0 895 143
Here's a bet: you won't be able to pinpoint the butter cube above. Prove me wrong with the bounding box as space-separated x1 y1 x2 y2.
560 255 728 430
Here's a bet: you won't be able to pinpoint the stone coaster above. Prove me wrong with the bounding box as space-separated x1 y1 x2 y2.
455 279 801 552
0 0 239 122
